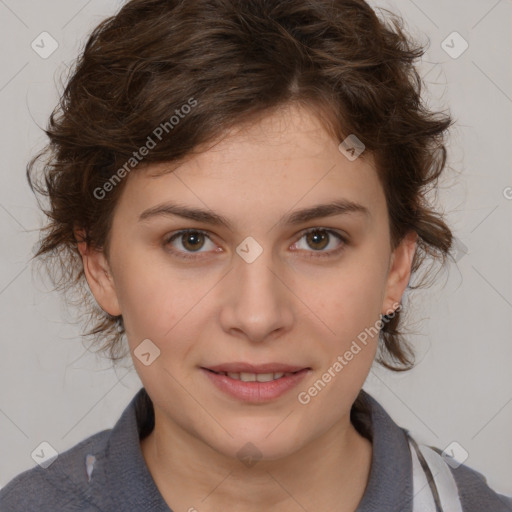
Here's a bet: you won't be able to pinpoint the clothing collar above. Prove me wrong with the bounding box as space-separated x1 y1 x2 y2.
354 390 413 512
95 387 414 511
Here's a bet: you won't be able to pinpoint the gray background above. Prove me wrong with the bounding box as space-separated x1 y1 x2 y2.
0 0 511 497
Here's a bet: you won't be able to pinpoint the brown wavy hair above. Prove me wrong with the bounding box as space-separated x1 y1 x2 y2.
27 0 454 370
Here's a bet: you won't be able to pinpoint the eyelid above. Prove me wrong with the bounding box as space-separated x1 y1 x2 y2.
164 227 348 259
164 229 218 260
295 226 347 241
291 227 347 258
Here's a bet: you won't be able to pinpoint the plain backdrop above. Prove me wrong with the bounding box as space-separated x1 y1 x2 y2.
0 0 511 498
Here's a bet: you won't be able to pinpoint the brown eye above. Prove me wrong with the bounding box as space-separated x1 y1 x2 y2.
292 228 347 259
305 229 330 251
165 229 217 259
180 231 206 252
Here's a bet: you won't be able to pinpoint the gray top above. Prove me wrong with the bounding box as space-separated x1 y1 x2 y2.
1 387 511 511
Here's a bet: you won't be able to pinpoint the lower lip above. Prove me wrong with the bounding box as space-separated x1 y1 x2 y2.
200 368 310 402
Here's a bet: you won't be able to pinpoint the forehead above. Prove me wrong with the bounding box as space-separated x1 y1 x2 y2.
149 104 369 174
116 104 385 227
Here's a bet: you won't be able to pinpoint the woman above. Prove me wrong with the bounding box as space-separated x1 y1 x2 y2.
1 0 510 510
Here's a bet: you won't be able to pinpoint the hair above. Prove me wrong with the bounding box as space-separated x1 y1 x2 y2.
28 0 454 372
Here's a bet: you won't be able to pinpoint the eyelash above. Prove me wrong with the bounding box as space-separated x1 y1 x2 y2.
164 228 347 261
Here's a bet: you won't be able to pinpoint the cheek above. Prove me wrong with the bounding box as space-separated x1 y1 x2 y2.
112 252 189 345
302 270 384 409
318 252 389 329
113 253 220 370
297 248 389 383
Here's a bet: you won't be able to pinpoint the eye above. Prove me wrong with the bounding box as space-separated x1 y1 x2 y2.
291 228 347 258
164 227 347 261
164 229 218 260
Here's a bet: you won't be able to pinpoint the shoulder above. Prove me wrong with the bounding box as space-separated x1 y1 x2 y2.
0 428 111 512
447 455 512 511
425 445 512 511
0 388 161 512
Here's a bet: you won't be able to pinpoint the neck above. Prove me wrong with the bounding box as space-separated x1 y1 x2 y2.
140 404 372 512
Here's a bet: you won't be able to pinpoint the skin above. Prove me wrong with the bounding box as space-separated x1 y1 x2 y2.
77 103 417 512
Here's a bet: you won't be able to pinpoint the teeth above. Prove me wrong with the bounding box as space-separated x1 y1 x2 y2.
225 371 291 382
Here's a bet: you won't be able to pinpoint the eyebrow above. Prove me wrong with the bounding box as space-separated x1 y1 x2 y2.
138 199 370 229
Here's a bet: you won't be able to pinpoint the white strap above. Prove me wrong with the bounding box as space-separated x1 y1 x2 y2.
409 439 464 512
410 439 437 510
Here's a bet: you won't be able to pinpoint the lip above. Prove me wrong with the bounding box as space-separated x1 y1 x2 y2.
200 366 311 403
204 362 308 374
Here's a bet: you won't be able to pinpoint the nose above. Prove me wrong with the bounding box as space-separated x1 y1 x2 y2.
218 240 295 343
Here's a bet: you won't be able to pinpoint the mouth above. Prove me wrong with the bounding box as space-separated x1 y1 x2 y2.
200 364 311 402
203 368 304 382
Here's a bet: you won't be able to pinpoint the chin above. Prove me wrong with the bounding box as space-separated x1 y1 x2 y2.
204 421 305 463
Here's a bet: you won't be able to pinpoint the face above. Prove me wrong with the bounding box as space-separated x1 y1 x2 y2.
79 103 416 462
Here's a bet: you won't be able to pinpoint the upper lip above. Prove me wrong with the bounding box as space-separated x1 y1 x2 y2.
203 362 309 374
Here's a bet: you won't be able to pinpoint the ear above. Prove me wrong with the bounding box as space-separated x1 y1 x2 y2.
75 229 122 316
381 230 418 315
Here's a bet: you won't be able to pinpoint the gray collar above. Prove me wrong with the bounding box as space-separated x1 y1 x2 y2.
93 387 414 511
